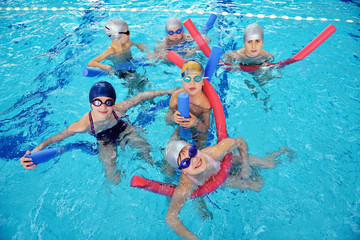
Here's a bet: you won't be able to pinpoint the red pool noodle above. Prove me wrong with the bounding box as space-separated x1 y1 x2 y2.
291 24 337 61
223 24 337 72
131 51 232 198
183 18 212 58
167 51 186 68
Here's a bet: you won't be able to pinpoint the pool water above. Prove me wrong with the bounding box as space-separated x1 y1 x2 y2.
1 0 359 239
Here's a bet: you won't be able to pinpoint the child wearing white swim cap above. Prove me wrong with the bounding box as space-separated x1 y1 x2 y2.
224 23 273 66
162 137 295 239
154 17 210 60
87 18 153 79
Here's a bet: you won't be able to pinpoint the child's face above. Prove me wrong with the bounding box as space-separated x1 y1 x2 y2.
243 39 264 57
91 96 114 120
178 146 207 175
182 73 204 96
119 28 130 44
167 27 184 41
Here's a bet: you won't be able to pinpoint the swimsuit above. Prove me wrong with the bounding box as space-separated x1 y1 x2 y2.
185 153 221 186
115 69 136 79
89 110 128 144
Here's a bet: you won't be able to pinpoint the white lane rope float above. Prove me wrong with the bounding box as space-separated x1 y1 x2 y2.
1 6 359 24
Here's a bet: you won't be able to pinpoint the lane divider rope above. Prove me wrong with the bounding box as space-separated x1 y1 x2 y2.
1 7 359 24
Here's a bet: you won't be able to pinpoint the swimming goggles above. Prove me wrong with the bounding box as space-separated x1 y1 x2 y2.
178 145 197 170
91 99 115 107
183 75 203 82
167 28 183 36
119 30 130 35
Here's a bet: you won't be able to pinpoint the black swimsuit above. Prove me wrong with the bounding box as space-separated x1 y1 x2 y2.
89 110 128 144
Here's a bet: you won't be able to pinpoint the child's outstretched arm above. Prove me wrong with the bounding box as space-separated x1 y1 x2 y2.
88 47 115 71
207 137 250 178
19 115 89 170
115 88 177 114
166 176 199 240
132 41 155 59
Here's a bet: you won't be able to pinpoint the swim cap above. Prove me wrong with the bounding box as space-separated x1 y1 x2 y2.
181 60 204 78
104 18 128 41
164 140 190 169
166 17 183 31
89 81 116 102
243 23 264 43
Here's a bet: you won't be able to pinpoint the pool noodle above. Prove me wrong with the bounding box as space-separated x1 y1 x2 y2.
177 92 191 140
201 13 217 34
183 18 212 58
26 147 62 165
131 47 229 198
204 46 222 81
167 51 186 68
291 24 336 61
82 57 147 77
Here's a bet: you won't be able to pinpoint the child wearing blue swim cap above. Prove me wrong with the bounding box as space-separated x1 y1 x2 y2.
224 23 273 66
20 81 177 185
154 17 210 60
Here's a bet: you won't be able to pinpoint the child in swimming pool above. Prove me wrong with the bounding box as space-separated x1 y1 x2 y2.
164 139 294 239
154 17 210 60
224 23 273 66
165 60 211 148
88 18 153 95
20 81 176 185
224 23 279 110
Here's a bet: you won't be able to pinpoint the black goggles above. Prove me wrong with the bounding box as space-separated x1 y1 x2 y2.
91 99 115 107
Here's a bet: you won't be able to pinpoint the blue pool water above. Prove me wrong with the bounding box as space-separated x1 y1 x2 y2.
1 0 359 239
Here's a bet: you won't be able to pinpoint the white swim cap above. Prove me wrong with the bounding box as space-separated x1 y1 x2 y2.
104 18 128 41
166 17 183 31
164 140 190 169
243 23 264 43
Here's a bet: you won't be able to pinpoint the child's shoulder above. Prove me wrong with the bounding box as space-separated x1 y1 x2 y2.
200 92 212 109
68 113 90 133
169 88 185 107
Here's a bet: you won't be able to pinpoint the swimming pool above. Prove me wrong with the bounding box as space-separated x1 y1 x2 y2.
1 0 359 239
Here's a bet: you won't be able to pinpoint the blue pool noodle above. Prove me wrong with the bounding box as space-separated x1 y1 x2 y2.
204 46 223 81
82 67 107 77
177 92 192 140
201 13 217 34
82 57 147 77
26 147 62 165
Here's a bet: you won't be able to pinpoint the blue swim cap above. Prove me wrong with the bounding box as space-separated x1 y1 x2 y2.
89 81 116 102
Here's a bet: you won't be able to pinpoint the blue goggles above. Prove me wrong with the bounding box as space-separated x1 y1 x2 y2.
178 145 197 170
183 75 203 83
167 28 183 36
